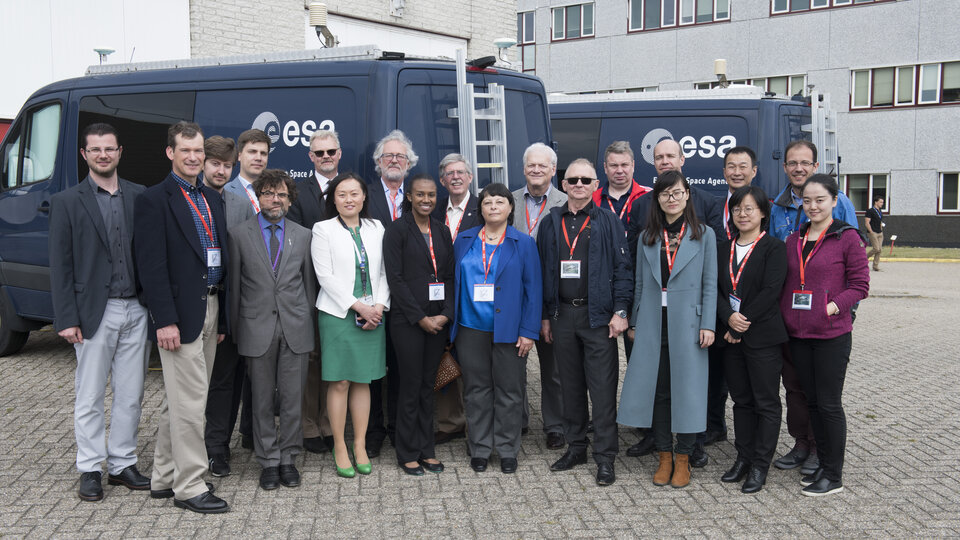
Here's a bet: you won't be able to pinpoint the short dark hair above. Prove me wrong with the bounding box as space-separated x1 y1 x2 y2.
727 185 771 234
873 195 885 204
168 121 203 148
401 173 437 213
723 146 757 168
802 173 839 199
476 183 515 227
784 140 817 163
204 136 236 164
253 169 298 203
81 123 119 148
323 172 371 219
237 129 271 153
642 170 704 245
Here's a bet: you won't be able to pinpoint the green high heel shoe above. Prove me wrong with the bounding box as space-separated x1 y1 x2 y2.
352 444 372 475
332 448 355 478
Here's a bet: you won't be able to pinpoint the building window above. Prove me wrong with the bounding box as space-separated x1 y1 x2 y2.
517 11 535 73
844 173 888 212
940 173 959 213
629 0 729 32
694 74 807 96
771 0 892 15
852 61 960 109
552 3 595 41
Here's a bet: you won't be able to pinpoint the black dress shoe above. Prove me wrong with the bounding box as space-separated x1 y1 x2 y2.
720 458 751 483
690 442 708 468
366 437 384 459
303 437 328 454
434 430 466 445
703 430 728 446
151 481 215 499
470 457 488 472
260 467 281 490
108 465 150 490
500 458 518 474
78 471 103 501
626 433 655 457
800 452 820 476
279 464 300 487
401 463 425 476
550 450 588 472
241 434 254 450
741 467 767 494
208 453 230 477
546 432 565 450
596 463 616 486
419 460 444 473
173 491 229 514
800 467 824 488
801 476 843 497
773 444 809 470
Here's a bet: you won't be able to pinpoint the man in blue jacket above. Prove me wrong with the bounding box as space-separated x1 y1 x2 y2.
538 159 632 487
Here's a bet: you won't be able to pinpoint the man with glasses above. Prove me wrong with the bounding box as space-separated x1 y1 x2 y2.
512 142 568 450
288 129 341 455
228 170 315 491
50 123 150 502
538 158 631 486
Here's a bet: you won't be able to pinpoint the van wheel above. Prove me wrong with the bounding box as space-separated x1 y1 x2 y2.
0 309 29 357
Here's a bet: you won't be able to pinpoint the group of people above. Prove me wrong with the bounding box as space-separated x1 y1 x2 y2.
50 120 869 515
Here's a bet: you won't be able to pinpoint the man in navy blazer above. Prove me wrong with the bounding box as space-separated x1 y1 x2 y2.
134 122 229 514
50 123 151 502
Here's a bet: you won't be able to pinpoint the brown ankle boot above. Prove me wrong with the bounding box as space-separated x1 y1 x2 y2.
653 452 673 486
671 453 691 488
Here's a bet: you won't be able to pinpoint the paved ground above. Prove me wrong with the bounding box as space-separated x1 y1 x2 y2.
1 261 958 538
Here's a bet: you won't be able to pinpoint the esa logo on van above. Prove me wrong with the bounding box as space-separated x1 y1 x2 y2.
252 112 336 152
639 128 737 164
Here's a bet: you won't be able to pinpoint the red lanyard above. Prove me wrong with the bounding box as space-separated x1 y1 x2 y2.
723 199 731 240
562 215 590 259
663 222 686 275
179 186 216 244
426 220 438 278
729 231 765 294
526 196 548 233
797 221 831 290
480 228 505 283
445 209 462 240
606 196 630 221
244 185 260 212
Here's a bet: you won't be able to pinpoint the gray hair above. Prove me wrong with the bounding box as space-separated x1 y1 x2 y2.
564 158 597 178
309 128 340 147
439 153 473 177
523 142 557 167
604 140 634 162
373 129 419 175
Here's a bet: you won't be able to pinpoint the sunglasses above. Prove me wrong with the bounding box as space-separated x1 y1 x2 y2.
312 149 339 157
564 176 595 185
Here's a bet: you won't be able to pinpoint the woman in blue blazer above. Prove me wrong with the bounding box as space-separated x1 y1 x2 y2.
452 183 542 475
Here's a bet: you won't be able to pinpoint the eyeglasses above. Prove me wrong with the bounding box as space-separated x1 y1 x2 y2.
312 149 339 157
732 206 757 216
442 169 470 178
260 190 289 200
785 160 815 169
564 176 595 185
380 153 408 162
85 147 119 155
658 189 686 201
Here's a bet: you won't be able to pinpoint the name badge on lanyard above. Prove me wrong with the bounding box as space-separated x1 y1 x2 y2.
429 282 445 301
791 291 812 310
475 228 504 303
561 214 590 279
729 294 741 312
661 288 668 307
792 224 829 311
560 260 581 279
425 221 445 300
207 248 222 267
473 283 494 302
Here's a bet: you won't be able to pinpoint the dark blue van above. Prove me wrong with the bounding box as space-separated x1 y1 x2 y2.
0 47 551 354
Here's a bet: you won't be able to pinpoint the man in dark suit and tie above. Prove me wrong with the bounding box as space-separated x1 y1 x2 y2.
50 123 151 502
134 121 229 514
228 170 316 491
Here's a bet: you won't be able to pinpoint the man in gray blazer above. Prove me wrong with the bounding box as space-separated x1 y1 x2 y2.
511 142 568 450
228 170 316 490
200 136 255 477
50 123 150 501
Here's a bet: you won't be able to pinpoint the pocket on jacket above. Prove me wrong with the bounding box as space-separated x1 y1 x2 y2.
696 304 702 316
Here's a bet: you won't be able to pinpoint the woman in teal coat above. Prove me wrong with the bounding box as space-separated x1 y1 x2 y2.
618 170 717 489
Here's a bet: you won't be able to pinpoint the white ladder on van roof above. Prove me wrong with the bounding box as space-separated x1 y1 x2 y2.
447 49 509 193
803 89 839 177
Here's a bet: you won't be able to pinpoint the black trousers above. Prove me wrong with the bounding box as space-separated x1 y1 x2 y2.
790 333 851 482
390 316 446 464
782 343 816 450
653 335 696 455
706 344 729 434
724 342 783 471
553 304 619 464
204 338 252 455
368 313 398 444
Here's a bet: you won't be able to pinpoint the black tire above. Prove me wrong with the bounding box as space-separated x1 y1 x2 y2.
0 303 29 357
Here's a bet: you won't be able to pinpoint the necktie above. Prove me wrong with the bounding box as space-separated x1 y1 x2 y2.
268 224 280 275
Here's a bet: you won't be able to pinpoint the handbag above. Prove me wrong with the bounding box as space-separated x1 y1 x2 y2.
434 348 461 391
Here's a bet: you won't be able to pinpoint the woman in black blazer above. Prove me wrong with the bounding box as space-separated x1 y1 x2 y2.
716 185 788 494
383 174 456 475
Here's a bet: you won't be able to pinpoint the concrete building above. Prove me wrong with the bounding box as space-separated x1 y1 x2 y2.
516 0 960 245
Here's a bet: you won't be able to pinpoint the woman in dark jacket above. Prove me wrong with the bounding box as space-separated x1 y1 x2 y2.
716 185 788 494
383 174 455 476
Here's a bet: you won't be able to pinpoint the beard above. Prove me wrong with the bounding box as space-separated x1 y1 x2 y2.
262 206 287 221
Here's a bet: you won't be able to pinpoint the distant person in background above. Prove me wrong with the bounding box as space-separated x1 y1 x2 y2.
864 196 885 271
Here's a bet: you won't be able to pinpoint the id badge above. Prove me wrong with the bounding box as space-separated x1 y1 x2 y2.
473 283 495 302
729 294 742 313
360 295 375 306
207 248 222 267
560 260 581 279
428 282 445 301
661 288 668 307
791 290 812 310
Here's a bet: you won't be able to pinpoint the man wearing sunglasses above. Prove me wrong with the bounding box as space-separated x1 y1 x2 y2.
537 159 632 487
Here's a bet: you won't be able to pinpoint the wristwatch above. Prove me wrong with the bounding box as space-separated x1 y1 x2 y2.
615 310 628 319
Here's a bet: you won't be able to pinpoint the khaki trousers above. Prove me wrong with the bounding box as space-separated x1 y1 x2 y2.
866 231 883 269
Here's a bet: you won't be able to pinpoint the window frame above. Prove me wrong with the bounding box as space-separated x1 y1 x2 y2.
938 172 960 214
0 100 63 191
850 61 960 110
551 3 596 42
693 74 807 96
628 0 729 33
517 11 536 74
843 172 890 214
770 0 893 16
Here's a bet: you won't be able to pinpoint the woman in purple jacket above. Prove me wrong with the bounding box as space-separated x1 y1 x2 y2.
780 174 869 497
